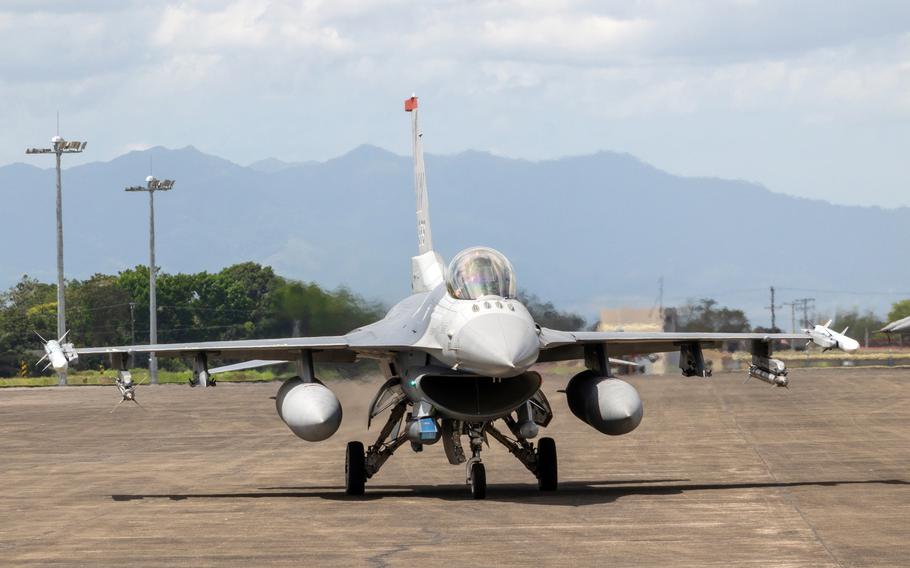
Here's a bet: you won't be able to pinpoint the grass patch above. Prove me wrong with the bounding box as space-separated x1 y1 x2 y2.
0 368 283 388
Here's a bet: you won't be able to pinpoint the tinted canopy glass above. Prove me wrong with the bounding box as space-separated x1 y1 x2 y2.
446 247 517 300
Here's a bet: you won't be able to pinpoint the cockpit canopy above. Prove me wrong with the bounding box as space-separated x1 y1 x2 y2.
446 247 517 300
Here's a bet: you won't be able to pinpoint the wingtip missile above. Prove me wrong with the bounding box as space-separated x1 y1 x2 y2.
805 321 860 353
36 331 79 373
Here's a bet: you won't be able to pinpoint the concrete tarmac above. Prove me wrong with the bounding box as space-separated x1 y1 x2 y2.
1 367 908 567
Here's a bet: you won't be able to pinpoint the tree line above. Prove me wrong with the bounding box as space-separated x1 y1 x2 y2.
0 263 594 377
673 297 904 344
3 264 907 377
0 263 386 377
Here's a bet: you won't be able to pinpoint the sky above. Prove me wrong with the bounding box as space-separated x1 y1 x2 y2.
2 0 909 208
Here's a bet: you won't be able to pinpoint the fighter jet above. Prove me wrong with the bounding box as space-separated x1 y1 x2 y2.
880 315 910 336
74 96 853 499
805 320 860 352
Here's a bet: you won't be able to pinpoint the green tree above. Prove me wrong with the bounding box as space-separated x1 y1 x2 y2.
887 300 910 324
0 276 57 375
0 264 579 377
676 298 750 333
271 280 383 337
68 274 132 346
517 290 587 331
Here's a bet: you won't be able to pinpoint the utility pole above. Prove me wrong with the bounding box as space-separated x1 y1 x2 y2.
129 302 136 344
658 276 664 320
649 276 665 323
793 297 816 329
25 118 86 385
125 176 175 385
765 286 781 331
783 301 797 333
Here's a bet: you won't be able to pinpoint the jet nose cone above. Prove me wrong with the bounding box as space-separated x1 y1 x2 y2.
455 313 539 377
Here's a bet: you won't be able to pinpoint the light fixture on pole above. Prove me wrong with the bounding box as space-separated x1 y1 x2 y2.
125 176 175 385
26 128 87 386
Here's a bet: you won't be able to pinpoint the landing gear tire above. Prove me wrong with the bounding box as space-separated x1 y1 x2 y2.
345 441 366 496
470 462 487 500
537 437 558 491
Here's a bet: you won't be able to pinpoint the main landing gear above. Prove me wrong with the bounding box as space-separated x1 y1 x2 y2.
344 411 559 499
345 441 367 496
484 417 558 493
345 379 558 498
459 422 559 498
345 399 409 496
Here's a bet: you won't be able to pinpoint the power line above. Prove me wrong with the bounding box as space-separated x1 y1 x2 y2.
776 287 910 297
791 298 816 329
67 302 133 313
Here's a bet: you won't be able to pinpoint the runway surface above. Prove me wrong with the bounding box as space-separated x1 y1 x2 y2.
1 366 908 566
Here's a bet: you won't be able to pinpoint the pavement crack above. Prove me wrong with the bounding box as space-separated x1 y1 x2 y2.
367 526 443 567
711 382 845 568
367 542 411 568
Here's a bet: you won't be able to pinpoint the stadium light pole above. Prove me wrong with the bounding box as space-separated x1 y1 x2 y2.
125 176 175 385
26 131 87 385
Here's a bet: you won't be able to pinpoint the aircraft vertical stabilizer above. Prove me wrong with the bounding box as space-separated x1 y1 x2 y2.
406 95 445 293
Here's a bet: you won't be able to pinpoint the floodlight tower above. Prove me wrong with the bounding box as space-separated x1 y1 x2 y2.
125 176 175 385
26 132 87 385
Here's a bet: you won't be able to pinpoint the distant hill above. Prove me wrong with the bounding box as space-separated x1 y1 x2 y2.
2 144 908 324
246 157 316 173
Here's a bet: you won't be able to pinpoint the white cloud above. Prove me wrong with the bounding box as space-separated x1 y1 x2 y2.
479 15 653 61
152 0 353 52
1 0 909 207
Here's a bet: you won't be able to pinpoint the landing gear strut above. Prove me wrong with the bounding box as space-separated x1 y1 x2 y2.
345 399 408 496
465 424 487 499
486 419 559 492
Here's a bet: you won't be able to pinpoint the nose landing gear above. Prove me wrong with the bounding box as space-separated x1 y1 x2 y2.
466 424 487 499
469 461 486 499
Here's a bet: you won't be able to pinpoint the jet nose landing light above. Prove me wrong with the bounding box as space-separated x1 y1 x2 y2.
454 311 540 377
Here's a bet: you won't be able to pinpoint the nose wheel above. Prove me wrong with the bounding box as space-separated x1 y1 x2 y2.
469 460 486 499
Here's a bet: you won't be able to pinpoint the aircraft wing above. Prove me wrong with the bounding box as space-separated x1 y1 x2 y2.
537 328 809 362
76 336 357 364
208 359 289 374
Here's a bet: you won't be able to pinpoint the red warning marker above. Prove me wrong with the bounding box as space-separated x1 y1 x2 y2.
404 96 418 112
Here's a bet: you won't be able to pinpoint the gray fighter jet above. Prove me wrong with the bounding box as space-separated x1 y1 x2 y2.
74 96 834 499
880 316 910 336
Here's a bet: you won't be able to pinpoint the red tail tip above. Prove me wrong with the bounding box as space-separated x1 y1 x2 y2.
404 96 418 112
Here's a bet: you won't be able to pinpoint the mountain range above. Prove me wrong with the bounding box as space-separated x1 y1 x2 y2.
1 144 907 325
